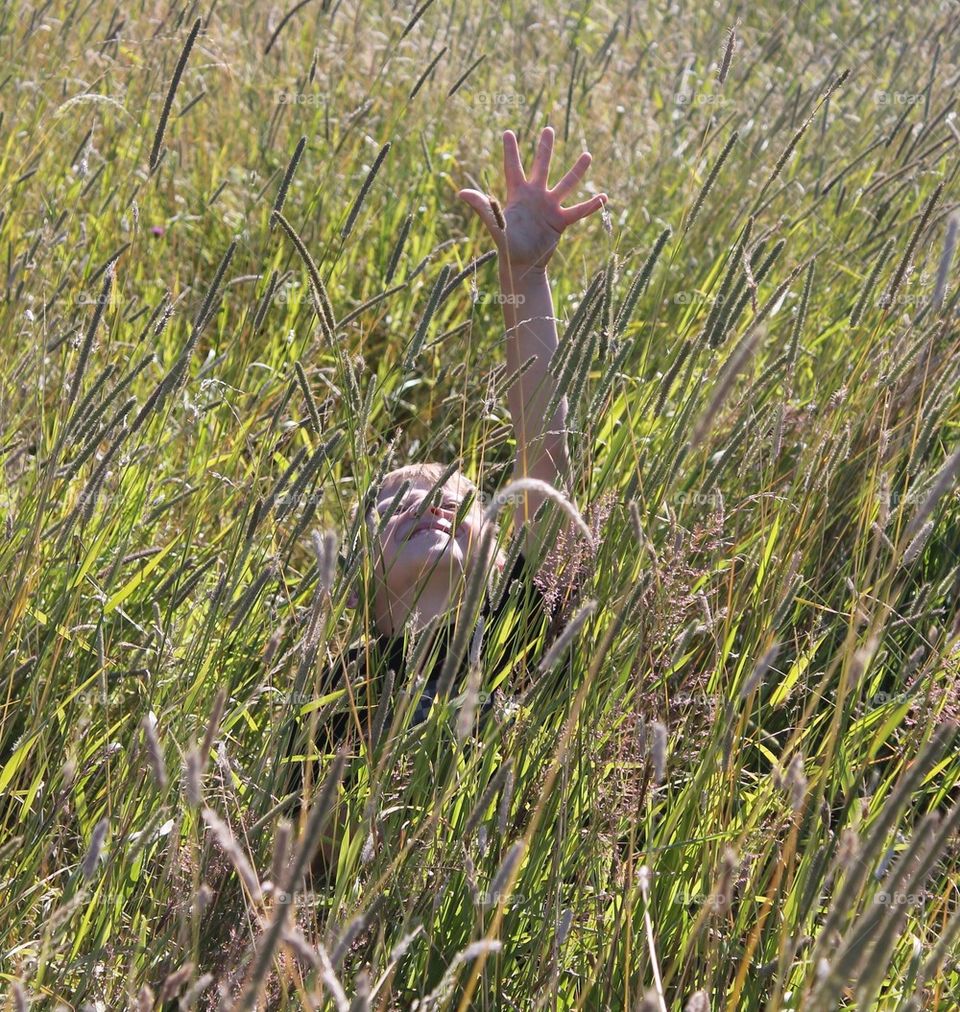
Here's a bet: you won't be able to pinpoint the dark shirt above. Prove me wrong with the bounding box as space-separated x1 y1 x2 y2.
282 550 550 791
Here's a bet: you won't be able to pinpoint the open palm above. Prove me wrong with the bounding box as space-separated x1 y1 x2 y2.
458 126 607 271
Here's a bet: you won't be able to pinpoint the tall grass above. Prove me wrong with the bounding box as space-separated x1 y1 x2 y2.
1 1 960 1009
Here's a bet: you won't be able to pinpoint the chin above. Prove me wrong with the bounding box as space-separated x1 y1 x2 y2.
392 540 465 583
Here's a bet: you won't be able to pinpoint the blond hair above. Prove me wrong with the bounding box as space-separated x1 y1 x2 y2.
381 461 479 498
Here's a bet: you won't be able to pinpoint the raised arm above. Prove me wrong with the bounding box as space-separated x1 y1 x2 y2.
458 126 607 569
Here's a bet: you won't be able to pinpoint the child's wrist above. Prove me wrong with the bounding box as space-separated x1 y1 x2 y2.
498 260 548 285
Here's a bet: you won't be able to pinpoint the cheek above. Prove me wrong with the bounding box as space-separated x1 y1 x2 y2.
384 512 412 541
453 513 472 535
459 517 487 547
372 521 404 566
382 519 425 559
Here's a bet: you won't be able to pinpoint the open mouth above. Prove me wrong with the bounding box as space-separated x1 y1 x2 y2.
413 521 452 536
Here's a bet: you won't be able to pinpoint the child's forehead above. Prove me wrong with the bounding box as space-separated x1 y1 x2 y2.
379 472 474 503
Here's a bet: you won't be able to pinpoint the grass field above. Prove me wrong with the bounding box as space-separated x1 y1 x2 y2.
3 0 960 1008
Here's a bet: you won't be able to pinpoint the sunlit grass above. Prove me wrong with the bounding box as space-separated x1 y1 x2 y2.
1 2 960 1009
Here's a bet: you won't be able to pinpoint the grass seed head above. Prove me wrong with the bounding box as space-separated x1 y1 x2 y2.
489 196 506 231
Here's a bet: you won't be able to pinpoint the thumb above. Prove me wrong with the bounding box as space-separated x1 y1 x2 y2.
457 188 503 238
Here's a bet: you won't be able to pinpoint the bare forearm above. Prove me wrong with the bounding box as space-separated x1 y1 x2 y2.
458 125 605 569
498 262 570 483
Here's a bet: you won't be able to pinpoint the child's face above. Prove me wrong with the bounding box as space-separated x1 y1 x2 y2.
369 473 490 597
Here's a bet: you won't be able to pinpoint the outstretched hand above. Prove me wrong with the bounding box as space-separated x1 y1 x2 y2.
458 126 607 272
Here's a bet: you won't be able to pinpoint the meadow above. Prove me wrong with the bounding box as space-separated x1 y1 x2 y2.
2 0 960 1008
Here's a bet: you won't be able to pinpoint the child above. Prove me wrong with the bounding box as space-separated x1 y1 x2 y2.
355 126 606 636
289 126 606 865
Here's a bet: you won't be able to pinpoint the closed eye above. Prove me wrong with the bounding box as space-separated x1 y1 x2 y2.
387 491 463 527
